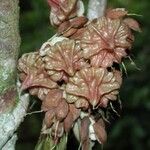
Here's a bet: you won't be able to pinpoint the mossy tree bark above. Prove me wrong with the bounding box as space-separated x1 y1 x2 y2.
0 0 29 149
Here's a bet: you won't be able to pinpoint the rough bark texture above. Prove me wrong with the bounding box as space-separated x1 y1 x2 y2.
0 92 29 149
0 0 29 149
0 0 20 112
87 0 107 20
2 134 17 150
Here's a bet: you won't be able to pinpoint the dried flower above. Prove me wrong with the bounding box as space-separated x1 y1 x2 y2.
42 89 80 135
64 104 80 132
42 89 63 111
106 8 128 19
43 96 69 127
18 52 43 75
44 102 80 141
18 52 57 99
74 98 89 110
65 88 90 110
44 109 56 128
81 17 134 67
70 27 86 40
58 17 88 39
47 0 78 26
106 8 141 32
55 98 69 121
44 39 88 78
62 28 78 37
123 18 141 32
66 67 122 108
29 87 50 100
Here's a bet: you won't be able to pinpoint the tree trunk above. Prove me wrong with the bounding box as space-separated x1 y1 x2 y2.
0 0 20 112
0 0 29 149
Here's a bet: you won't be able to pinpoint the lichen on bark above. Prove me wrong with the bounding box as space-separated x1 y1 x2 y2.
0 0 20 112
0 0 29 149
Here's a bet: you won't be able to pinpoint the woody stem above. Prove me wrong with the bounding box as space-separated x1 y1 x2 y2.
87 0 107 20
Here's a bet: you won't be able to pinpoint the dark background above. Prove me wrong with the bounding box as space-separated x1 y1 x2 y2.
16 0 150 149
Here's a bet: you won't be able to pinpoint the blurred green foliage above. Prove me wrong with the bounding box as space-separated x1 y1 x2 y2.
16 0 150 150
